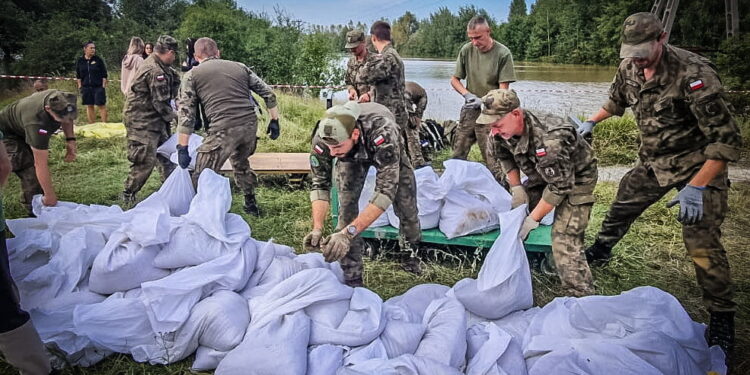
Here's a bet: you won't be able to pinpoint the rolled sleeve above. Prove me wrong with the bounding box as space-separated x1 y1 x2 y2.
369 192 393 211
602 99 626 117
542 186 565 207
704 142 742 162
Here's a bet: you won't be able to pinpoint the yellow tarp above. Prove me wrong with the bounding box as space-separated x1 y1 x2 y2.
75 122 126 138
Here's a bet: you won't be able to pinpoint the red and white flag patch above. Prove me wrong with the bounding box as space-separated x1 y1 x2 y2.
38 129 48 135
689 80 704 91
156 74 165 81
535 148 547 157
374 135 386 146
313 145 324 154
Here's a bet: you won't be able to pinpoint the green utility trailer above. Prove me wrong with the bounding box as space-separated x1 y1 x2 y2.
330 187 556 273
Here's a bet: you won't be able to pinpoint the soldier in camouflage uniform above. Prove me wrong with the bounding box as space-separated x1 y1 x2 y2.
176 37 280 216
581 13 742 362
404 81 428 121
0 90 78 213
480 89 597 297
303 101 421 287
364 21 426 168
451 16 516 183
122 35 181 205
344 30 375 103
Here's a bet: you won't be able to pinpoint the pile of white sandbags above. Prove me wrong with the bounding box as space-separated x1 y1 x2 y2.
7 167 727 375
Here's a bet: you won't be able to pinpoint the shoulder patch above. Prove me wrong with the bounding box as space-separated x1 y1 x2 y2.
544 167 556 177
313 144 325 155
689 80 704 91
38 129 48 136
535 148 547 157
374 135 386 146
310 155 320 167
156 75 165 81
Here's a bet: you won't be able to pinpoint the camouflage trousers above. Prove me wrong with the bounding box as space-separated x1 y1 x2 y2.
193 125 257 195
335 155 422 286
2 138 42 214
402 114 426 168
124 126 174 196
451 107 504 183
595 164 735 312
529 185 596 296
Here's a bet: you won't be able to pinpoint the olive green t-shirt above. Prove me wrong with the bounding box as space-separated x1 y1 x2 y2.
0 90 62 150
454 41 517 98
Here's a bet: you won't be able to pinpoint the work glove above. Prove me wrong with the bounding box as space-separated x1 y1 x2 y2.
510 185 529 209
577 120 596 137
176 144 191 169
666 185 704 225
462 92 481 110
518 215 539 241
321 230 353 262
267 119 280 140
303 229 323 252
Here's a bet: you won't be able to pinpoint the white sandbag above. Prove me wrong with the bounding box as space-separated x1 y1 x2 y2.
183 169 234 241
6 222 55 281
383 284 450 323
73 294 157 355
308 344 345 375
343 338 389 367
157 133 203 170
307 287 385 347
387 166 443 230
16 227 105 310
294 252 345 284
140 238 257 333
122 193 171 247
131 290 250 365
154 213 250 269
337 353 463 375
88 232 169 295
466 322 527 375
490 307 540 344
154 167 195 216
439 189 500 238
248 268 353 328
238 239 281 298
413 297 467 369
438 160 511 210
523 287 717 375
216 311 310 375
192 346 228 371
358 166 391 227
29 195 128 236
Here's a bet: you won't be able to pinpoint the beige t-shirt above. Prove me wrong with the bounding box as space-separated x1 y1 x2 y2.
454 41 516 97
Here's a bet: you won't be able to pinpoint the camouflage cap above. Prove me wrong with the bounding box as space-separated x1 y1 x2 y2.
46 90 78 122
620 12 664 59
156 35 179 52
316 101 362 145
345 30 365 49
475 89 521 125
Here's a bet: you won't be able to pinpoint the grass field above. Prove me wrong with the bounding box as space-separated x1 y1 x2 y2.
0 82 748 373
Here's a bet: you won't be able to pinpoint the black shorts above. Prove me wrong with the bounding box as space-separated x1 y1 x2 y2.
81 86 107 106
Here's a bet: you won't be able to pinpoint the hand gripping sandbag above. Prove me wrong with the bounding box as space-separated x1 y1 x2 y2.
157 133 204 170
451 206 533 319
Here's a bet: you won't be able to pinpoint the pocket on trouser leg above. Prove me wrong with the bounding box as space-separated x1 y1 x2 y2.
127 141 149 164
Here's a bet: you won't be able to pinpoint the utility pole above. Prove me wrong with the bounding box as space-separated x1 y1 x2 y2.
725 0 740 38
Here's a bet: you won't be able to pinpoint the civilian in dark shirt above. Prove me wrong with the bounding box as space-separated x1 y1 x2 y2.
75 41 108 123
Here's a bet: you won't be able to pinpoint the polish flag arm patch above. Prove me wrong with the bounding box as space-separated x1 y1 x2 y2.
38 129 48 135
535 148 547 157
374 135 386 146
313 145 324 154
689 80 704 91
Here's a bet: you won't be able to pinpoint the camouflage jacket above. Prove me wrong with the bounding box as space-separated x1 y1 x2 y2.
405 81 427 118
177 57 276 135
309 102 406 210
603 45 742 187
362 44 407 125
492 110 598 207
123 54 180 131
345 53 375 97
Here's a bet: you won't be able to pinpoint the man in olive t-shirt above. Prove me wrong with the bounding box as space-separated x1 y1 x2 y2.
450 15 516 183
0 90 78 213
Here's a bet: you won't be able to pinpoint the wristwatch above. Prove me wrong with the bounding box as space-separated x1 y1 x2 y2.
345 224 358 237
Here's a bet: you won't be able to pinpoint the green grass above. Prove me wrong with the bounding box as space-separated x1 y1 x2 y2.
1 85 749 373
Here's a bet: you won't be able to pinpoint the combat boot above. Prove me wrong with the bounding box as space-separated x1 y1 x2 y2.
398 240 423 275
120 191 136 209
584 240 612 266
708 311 735 371
243 193 261 217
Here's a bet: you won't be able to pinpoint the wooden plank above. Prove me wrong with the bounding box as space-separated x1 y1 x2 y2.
220 152 311 174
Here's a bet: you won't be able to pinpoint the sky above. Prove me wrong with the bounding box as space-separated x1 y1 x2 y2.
236 0 536 27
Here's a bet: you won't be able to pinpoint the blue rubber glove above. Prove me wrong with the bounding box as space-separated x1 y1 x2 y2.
267 119 280 140
666 185 705 225
462 92 481 110
176 144 191 169
577 120 596 137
